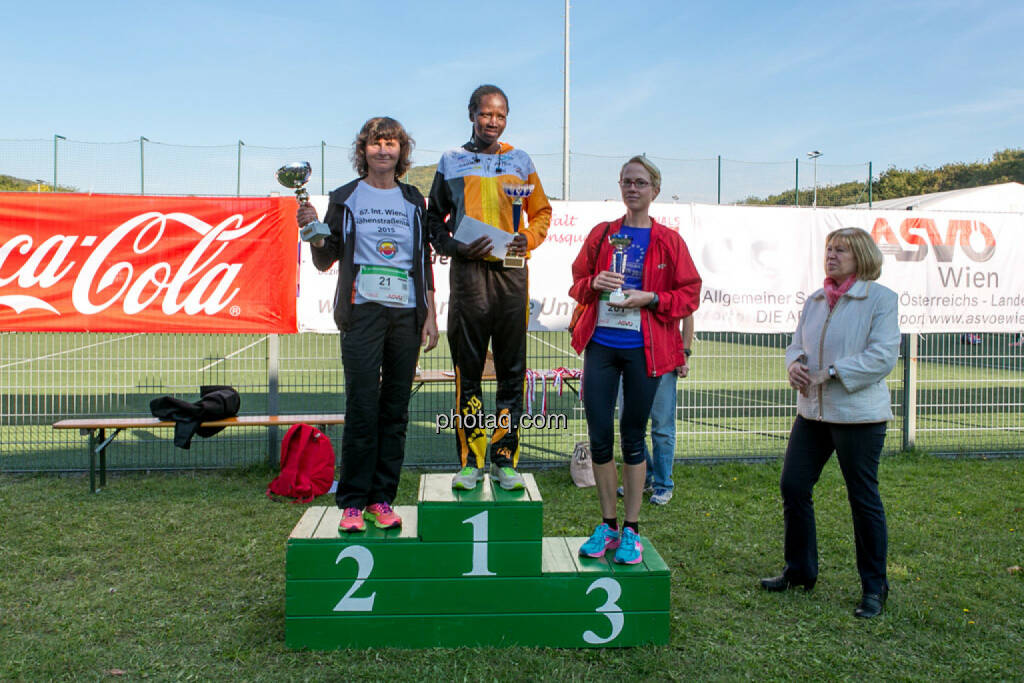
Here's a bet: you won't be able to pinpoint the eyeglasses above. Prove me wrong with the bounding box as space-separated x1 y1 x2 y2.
619 179 651 189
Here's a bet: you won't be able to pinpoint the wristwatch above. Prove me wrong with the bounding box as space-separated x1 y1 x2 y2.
647 293 659 310
827 365 837 379
684 348 692 358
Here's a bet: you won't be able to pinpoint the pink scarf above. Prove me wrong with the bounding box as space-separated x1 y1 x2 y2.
824 275 857 310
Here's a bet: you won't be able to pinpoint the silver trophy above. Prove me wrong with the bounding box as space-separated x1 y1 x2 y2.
607 233 633 304
276 162 331 243
502 182 534 269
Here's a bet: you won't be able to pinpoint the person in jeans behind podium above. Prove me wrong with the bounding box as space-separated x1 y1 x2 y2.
759 227 899 619
569 156 701 564
296 117 439 533
616 315 693 506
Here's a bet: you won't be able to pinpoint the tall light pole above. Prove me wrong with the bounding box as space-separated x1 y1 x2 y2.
807 150 822 207
562 0 570 200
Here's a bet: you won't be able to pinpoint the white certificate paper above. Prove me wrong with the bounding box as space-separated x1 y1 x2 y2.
452 215 514 259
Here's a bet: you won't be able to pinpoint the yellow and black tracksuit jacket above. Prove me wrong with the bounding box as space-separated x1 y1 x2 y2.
426 141 551 469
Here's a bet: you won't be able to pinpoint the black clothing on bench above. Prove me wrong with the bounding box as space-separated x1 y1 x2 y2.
149 385 241 449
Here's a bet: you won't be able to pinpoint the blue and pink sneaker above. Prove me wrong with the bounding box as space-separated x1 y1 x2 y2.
613 527 644 565
579 523 620 558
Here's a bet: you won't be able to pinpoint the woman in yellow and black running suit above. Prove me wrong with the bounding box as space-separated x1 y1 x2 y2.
425 84 551 492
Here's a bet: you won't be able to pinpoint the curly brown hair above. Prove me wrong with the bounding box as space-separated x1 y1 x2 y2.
350 117 415 179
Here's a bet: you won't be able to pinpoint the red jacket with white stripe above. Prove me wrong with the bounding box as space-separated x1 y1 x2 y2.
569 217 702 377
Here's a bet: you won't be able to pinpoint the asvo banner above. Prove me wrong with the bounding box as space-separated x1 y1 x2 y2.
0 193 297 333
299 199 1024 334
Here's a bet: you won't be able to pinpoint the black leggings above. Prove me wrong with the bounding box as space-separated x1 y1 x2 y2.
582 341 660 465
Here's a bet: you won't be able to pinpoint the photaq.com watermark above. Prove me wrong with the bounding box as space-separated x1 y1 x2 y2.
434 411 568 435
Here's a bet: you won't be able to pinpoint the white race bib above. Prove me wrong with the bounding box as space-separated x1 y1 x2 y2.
596 294 642 331
356 265 409 305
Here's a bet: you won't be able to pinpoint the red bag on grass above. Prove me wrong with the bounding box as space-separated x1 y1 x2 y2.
266 423 335 503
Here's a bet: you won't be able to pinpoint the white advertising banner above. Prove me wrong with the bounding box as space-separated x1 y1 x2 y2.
297 197 1024 334
823 209 1024 333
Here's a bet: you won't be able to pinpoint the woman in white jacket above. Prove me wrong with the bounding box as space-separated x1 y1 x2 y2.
760 227 900 619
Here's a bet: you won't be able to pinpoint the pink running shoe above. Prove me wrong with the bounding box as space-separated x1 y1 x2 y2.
364 502 402 529
338 507 366 533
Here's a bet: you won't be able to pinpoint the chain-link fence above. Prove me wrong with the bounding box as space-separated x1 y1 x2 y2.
1 137 870 206
3 329 1021 476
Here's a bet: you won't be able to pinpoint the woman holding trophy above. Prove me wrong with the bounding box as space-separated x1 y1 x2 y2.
569 156 701 564
294 117 438 533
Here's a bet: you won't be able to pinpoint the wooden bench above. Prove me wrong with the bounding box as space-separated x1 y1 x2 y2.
411 369 580 398
410 369 493 395
53 414 345 493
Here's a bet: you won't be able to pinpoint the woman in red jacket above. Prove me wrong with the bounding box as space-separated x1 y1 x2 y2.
569 155 701 564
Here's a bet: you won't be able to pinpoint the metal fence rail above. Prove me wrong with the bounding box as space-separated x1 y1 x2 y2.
2 330 1020 475
1 137 870 205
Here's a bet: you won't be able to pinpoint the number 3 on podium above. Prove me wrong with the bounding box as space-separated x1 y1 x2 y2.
583 577 624 644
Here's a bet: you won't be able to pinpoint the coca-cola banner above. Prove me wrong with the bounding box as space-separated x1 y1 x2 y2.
0 193 297 333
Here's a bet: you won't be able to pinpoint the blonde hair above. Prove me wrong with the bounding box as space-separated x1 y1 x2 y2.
826 227 883 281
619 155 661 192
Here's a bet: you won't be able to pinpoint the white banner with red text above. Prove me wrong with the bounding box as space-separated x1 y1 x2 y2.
289 198 1019 336
0 193 297 333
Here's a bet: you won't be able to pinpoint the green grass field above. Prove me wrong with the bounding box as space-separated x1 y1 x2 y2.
1 455 1022 679
2 331 1022 474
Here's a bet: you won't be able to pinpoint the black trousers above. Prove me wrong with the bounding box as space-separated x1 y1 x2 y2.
336 304 420 509
581 342 660 466
447 258 528 469
780 415 889 594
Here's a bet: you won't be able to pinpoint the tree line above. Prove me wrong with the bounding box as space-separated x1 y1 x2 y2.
742 148 1024 206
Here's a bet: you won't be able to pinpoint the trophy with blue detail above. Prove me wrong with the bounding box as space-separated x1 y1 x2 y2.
502 183 534 269
608 234 633 304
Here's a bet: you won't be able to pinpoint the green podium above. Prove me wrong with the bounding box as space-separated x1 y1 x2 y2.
285 474 670 649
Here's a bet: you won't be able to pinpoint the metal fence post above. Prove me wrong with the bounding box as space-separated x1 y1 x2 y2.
139 136 148 195
717 155 721 205
267 333 280 467
53 134 65 191
902 332 918 451
321 140 326 195
868 161 873 208
794 158 799 207
237 140 245 197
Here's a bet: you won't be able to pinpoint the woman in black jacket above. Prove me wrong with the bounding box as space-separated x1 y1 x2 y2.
297 117 438 533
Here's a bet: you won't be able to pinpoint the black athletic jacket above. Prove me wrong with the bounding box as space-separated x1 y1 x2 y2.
311 179 434 332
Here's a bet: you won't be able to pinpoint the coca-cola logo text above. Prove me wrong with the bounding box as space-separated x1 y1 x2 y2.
0 211 263 317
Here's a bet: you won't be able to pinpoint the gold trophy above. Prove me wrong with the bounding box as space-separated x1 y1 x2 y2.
502 183 534 269
607 234 633 304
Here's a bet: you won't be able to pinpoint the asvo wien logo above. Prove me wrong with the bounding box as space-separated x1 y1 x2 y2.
871 217 998 289
870 217 995 262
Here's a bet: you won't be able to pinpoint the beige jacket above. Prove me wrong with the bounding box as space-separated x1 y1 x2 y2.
785 280 900 423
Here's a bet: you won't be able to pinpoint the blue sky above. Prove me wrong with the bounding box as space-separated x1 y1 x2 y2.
2 0 1022 200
